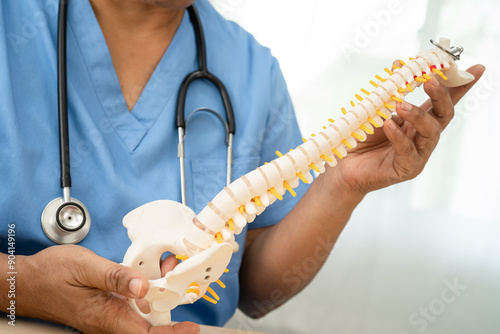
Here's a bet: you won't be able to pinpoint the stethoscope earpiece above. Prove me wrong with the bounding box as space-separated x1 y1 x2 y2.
41 195 90 244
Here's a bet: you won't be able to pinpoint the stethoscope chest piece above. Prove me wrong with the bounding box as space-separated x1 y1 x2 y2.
41 197 90 244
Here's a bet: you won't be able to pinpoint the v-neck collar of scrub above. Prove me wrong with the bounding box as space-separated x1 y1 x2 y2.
67 1 193 151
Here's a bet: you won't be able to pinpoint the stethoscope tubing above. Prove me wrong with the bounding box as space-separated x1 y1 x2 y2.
57 0 71 191
176 5 235 206
176 5 235 135
43 1 234 243
177 107 234 206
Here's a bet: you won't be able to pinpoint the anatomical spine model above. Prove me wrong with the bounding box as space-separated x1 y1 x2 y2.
122 38 474 325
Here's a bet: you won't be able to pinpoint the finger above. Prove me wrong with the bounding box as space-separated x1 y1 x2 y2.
135 296 152 314
95 297 200 334
161 255 179 277
421 64 485 110
383 118 418 161
392 59 405 69
106 295 200 334
171 322 201 334
73 251 149 299
447 64 486 105
395 101 442 142
391 114 405 127
151 322 200 334
81 297 149 333
420 75 455 129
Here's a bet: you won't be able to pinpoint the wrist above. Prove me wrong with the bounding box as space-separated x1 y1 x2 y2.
1 253 28 317
312 168 366 221
15 254 37 317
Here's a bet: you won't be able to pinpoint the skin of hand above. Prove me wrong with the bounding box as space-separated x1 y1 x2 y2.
239 64 485 317
9 246 199 334
321 64 486 198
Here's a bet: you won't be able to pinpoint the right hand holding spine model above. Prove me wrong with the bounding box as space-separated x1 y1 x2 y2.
122 37 475 326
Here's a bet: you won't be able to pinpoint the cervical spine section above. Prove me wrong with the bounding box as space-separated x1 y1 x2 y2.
183 46 456 252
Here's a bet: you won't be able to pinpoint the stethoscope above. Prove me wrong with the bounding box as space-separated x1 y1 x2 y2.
41 0 235 244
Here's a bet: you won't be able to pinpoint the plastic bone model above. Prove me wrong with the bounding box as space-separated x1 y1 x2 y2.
122 38 474 325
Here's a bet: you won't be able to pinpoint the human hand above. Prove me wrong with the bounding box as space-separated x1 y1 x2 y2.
16 245 199 334
323 64 485 196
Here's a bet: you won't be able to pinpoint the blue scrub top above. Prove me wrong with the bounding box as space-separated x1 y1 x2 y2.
0 0 308 326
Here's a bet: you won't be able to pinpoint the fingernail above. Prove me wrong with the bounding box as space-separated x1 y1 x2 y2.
432 76 440 87
401 101 412 111
129 278 142 298
385 119 396 130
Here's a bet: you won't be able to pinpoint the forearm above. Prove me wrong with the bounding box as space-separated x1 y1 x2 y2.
1 253 11 311
238 169 365 317
1 252 27 319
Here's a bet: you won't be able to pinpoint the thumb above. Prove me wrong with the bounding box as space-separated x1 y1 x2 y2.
74 251 149 299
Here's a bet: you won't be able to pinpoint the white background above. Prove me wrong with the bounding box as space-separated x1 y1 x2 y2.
209 0 500 333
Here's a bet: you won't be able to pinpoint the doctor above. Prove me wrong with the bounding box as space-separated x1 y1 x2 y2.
0 0 484 333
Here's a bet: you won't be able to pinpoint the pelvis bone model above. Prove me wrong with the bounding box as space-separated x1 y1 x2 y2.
122 38 475 325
